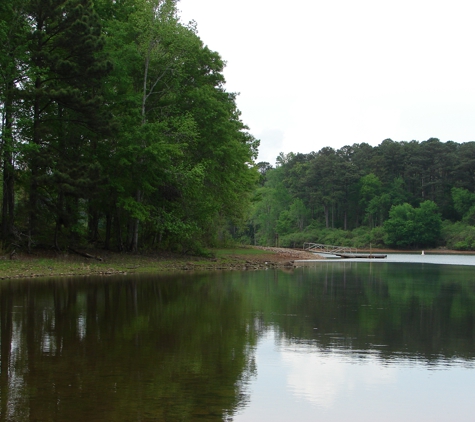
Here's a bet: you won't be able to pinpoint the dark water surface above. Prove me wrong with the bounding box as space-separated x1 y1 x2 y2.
1 260 475 421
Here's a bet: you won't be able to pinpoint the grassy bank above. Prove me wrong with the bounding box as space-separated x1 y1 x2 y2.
0 247 314 280
3 246 466 281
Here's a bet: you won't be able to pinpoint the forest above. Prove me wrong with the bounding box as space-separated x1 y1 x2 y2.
0 0 258 253
250 138 475 250
2 1 475 255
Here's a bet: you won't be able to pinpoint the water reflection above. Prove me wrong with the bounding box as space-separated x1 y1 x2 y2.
236 329 475 422
1 262 475 421
0 275 257 421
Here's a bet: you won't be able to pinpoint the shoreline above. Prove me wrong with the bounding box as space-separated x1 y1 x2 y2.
0 246 473 281
0 246 321 280
355 248 475 255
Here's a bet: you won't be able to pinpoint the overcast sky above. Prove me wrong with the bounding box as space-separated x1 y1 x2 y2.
178 0 475 165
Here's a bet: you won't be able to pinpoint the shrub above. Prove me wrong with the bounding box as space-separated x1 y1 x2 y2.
442 221 475 250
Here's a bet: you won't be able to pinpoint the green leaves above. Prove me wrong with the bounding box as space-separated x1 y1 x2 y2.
452 187 475 219
93 0 258 250
383 203 416 247
0 0 260 251
250 138 462 248
384 201 442 248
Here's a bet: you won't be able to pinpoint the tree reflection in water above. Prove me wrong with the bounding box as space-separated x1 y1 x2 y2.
1 262 475 421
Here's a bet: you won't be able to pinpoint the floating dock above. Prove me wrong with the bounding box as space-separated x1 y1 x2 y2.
336 253 387 259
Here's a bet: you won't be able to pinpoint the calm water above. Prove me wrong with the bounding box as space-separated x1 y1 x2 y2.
1 258 475 421
315 252 475 266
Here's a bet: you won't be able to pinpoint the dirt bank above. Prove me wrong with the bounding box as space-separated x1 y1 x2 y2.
3 246 472 281
0 246 322 280
250 246 324 261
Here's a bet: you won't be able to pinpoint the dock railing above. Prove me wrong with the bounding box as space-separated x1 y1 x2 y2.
303 243 357 254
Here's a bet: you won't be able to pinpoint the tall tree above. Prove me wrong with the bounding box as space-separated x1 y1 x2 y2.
0 0 29 241
305 147 342 228
19 0 112 249
359 173 382 228
96 0 258 251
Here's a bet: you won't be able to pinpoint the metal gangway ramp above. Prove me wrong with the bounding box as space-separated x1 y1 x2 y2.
303 243 357 255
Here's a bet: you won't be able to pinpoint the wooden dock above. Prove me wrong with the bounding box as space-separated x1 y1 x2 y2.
303 242 387 259
336 253 387 259
303 242 357 254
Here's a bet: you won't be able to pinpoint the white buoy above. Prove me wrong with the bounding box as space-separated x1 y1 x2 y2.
421 250 425 255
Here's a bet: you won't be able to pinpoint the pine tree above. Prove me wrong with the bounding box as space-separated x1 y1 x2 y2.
22 0 111 248
0 0 29 241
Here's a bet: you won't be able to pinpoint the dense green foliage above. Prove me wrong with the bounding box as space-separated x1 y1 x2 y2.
249 139 475 249
3 1 475 253
0 0 258 252
383 201 441 247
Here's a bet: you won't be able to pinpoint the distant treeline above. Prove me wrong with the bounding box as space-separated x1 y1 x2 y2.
0 0 258 252
249 138 475 249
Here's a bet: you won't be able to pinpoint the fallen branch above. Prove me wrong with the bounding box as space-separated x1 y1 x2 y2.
68 247 103 261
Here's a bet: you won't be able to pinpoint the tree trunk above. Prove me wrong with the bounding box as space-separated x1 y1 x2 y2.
129 189 142 252
105 213 112 250
115 208 124 252
28 77 42 249
88 207 99 243
1 79 15 241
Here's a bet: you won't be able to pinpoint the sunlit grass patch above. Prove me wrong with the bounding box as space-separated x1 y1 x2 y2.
0 246 284 280
212 247 275 257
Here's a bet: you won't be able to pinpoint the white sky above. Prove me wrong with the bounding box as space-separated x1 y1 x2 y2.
178 0 475 165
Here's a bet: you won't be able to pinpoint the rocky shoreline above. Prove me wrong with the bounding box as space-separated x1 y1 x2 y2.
0 246 322 280
1 246 473 280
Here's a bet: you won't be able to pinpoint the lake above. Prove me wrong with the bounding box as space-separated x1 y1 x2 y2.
1 257 475 421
